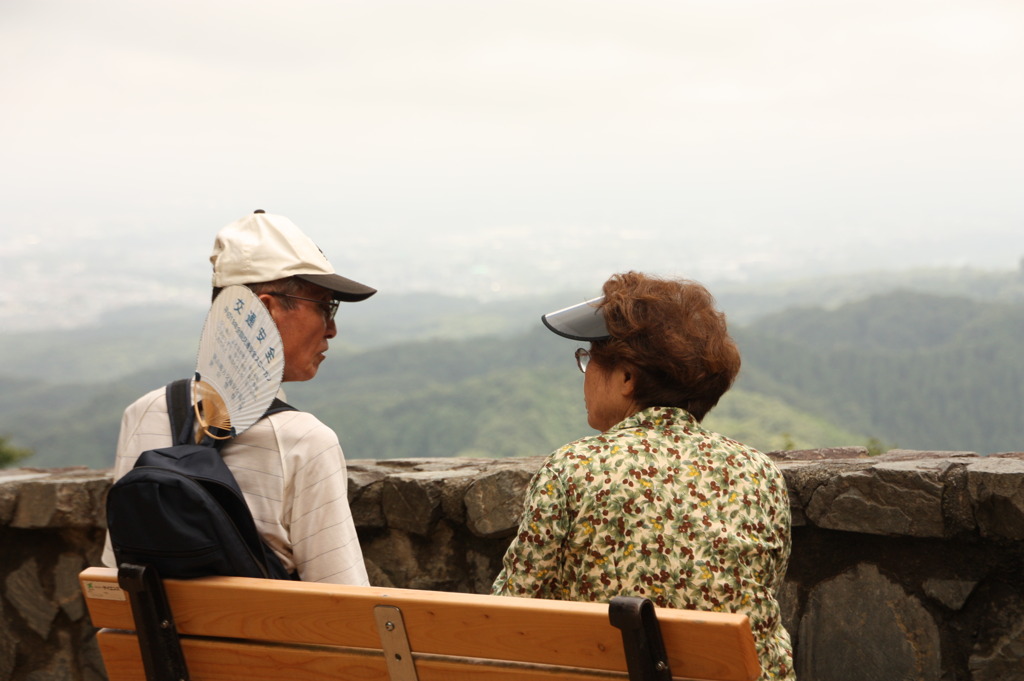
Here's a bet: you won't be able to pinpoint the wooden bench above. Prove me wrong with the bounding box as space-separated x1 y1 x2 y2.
80 565 760 681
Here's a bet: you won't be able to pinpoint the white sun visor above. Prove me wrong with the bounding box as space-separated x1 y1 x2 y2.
541 296 610 341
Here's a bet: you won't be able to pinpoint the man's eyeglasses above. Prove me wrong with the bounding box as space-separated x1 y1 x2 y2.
265 292 340 322
575 347 591 374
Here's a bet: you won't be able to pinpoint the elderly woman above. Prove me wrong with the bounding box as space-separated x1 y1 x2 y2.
492 272 794 680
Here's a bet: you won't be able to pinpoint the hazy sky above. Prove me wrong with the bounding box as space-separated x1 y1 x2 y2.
2 0 1023 329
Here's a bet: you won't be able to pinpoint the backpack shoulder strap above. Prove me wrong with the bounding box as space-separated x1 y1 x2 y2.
166 379 296 444
264 397 296 418
165 379 194 446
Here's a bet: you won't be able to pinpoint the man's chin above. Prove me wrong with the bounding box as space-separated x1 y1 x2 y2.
283 368 318 383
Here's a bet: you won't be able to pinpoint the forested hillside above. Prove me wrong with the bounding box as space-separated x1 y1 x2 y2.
0 325 864 467
2 272 1022 468
736 290 1024 453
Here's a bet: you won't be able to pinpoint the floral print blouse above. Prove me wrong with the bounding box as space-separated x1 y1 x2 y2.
492 406 795 680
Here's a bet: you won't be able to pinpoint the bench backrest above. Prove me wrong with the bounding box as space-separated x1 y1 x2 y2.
80 566 760 681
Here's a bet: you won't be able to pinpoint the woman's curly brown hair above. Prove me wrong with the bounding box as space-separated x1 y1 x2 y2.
588 272 740 422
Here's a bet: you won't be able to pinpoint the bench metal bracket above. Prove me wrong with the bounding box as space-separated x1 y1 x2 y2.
118 563 190 681
374 604 419 681
609 596 673 681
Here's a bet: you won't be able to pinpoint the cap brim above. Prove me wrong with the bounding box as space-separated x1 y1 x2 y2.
541 296 610 341
298 273 377 302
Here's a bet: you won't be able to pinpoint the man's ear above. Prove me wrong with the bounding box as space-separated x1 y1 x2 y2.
258 293 283 321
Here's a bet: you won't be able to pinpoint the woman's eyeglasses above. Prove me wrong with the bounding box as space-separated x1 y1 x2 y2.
574 347 591 374
265 292 340 322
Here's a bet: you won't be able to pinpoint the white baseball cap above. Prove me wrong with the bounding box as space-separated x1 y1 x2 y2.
210 210 376 302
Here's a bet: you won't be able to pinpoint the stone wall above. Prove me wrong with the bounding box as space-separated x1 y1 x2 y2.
0 468 110 681
2 449 1023 681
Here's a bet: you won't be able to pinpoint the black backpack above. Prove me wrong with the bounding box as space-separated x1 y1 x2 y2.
107 379 295 580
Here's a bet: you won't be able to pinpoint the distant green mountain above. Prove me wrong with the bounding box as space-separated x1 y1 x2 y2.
705 389 866 453
736 291 1024 453
3 275 1023 469
0 325 875 468
0 362 191 469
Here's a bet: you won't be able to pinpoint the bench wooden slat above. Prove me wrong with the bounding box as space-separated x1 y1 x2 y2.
98 630 629 681
81 567 760 681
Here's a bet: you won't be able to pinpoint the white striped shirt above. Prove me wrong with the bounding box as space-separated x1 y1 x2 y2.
101 387 369 585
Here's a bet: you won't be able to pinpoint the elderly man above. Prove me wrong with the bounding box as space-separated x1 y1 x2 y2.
102 210 374 584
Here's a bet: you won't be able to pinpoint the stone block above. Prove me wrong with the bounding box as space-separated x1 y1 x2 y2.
5 557 59 639
797 563 940 681
967 457 1024 541
382 471 447 536
940 462 977 536
464 468 534 538
783 480 806 527
26 629 74 681
439 470 479 524
805 459 953 537
12 481 59 529
363 557 395 588
776 578 801 646
362 523 468 592
879 449 979 462
11 472 110 529
466 547 502 594
83 476 112 529
770 447 870 461
348 465 388 528
922 577 977 611
780 460 878 526
0 594 18 681
779 460 870 501
969 602 1024 681
54 553 86 621
362 529 417 588
0 482 18 525
407 521 464 591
